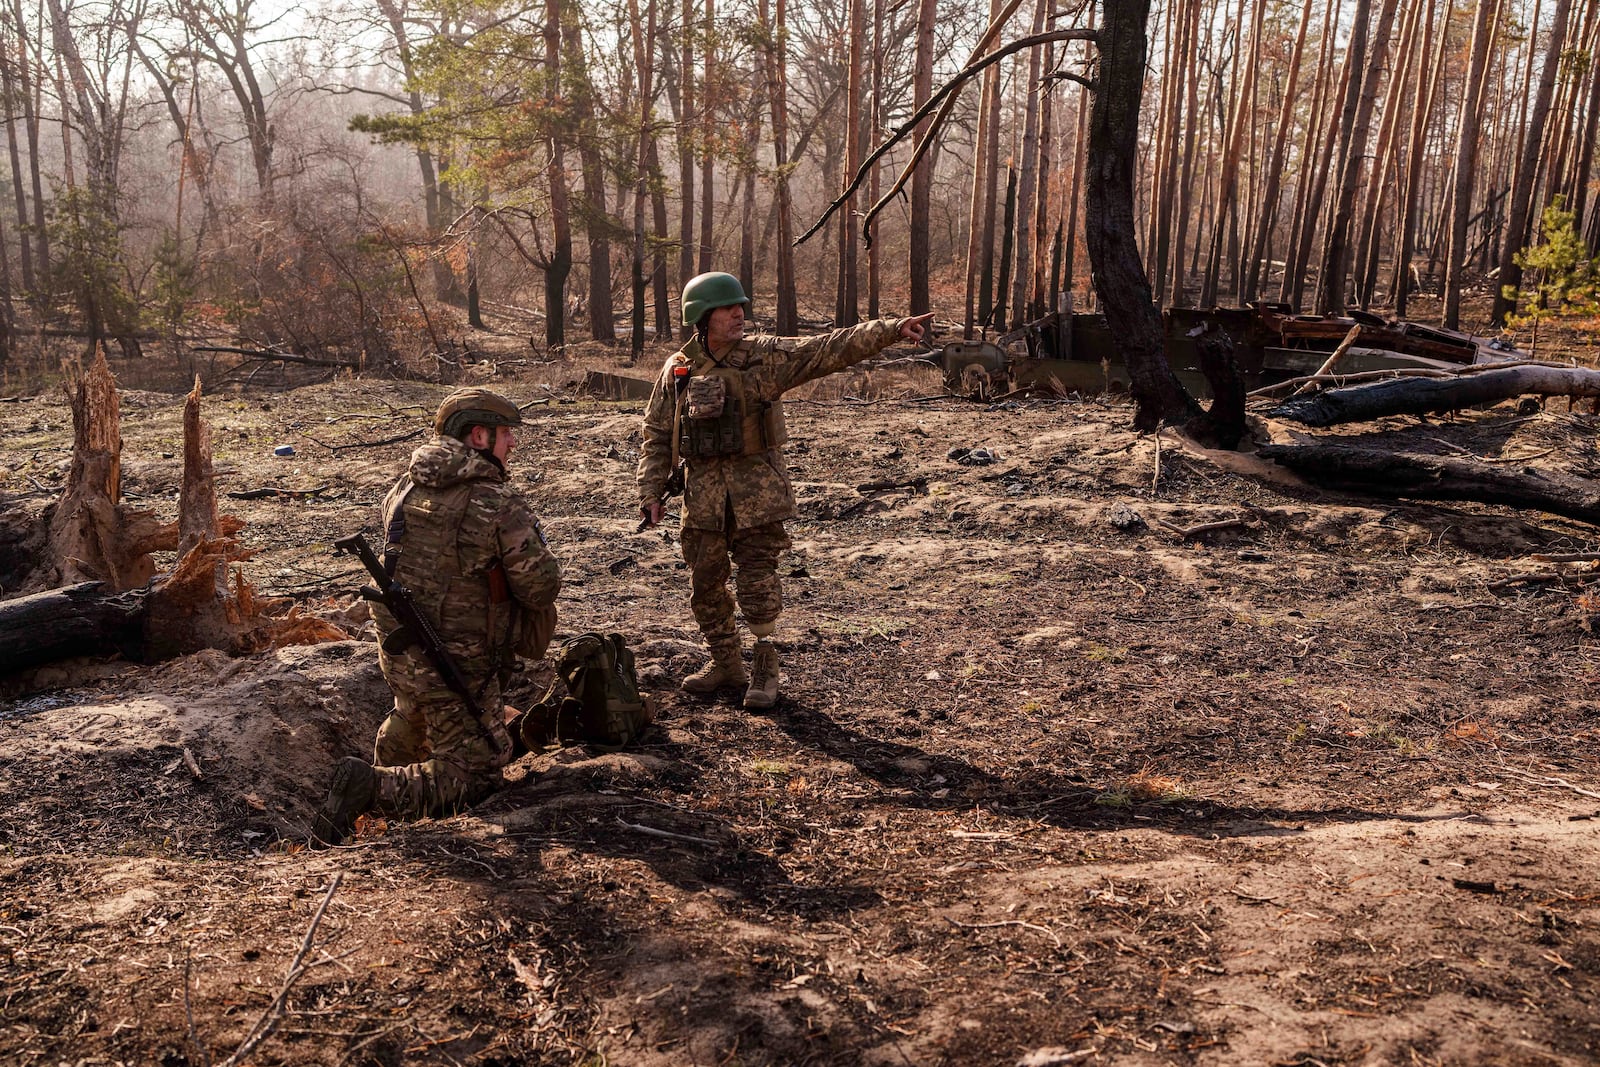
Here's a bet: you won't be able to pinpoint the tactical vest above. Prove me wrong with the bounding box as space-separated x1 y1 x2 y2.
678 348 788 459
380 475 510 660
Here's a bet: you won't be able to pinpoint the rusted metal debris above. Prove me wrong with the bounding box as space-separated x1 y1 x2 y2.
944 302 1525 398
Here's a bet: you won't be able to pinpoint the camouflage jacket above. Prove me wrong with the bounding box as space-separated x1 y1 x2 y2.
637 318 906 531
374 435 561 690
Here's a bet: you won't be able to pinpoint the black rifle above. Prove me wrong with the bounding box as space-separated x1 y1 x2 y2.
335 532 497 748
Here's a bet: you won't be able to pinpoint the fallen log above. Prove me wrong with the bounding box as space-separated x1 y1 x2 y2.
1271 365 1600 426
1257 444 1600 527
0 581 148 671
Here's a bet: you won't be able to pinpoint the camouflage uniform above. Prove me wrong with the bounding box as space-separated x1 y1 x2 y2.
637 318 906 659
370 435 561 818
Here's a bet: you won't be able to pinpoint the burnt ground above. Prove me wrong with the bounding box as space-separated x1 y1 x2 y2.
0 347 1597 1066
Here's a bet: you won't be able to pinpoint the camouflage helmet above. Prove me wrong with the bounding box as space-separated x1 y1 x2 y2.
681 271 750 326
434 387 522 439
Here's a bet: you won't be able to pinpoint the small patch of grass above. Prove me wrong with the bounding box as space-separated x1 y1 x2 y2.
749 759 792 778
1095 770 1187 808
1083 643 1127 664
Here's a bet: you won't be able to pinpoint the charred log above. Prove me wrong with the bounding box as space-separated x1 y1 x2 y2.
1184 324 1247 449
1257 444 1600 527
1271 365 1600 427
0 581 147 672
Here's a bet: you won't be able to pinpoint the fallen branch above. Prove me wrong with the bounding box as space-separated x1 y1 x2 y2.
218 872 344 1067
1291 325 1363 395
303 429 424 453
1499 769 1600 800
1257 444 1600 527
1271 364 1600 426
1530 551 1600 563
856 475 928 493
191 346 359 369
615 819 717 847
1155 516 1248 540
225 485 332 501
1248 367 1450 399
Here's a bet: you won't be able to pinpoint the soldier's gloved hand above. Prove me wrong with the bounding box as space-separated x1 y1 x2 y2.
899 312 935 344
639 499 665 529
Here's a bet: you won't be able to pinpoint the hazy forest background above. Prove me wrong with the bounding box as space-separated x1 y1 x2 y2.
6 0 1600 390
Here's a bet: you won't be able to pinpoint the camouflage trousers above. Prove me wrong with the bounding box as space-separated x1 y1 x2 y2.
680 518 791 649
373 650 514 819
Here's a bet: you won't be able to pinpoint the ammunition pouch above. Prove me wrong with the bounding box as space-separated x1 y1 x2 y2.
680 394 746 457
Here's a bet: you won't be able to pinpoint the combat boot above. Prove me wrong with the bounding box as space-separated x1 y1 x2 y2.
743 640 780 710
311 756 377 847
682 642 747 695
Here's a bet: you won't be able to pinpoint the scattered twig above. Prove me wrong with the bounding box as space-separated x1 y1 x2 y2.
217 872 345 1067
1155 516 1248 540
226 485 332 501
1486 571 1585 590
184 945 211 1067
856 475 928 494
1499 769 1600 800
1479 448 1555 464
1530 551 1600 563
615 819 717 847
943 916 1062 947
303 429 424 453
181 746 203 780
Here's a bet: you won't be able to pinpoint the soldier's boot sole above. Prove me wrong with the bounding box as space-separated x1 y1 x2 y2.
310 756 378 848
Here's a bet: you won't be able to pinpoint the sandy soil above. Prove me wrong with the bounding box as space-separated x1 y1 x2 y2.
0 347 1597 1066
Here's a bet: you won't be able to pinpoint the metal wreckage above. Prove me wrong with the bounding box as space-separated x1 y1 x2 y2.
937 302 1523 399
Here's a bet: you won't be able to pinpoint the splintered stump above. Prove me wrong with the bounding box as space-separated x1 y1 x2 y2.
1257 444 1600 527
8 371 346 676
45 349 177 588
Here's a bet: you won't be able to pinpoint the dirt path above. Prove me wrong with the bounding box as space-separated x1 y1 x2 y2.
1 363 1596 1065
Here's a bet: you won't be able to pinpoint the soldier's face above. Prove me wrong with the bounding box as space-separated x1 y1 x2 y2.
491 426 515 462
706 303 745 348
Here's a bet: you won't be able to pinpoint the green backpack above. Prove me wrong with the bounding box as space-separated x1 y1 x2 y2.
521 632 653 752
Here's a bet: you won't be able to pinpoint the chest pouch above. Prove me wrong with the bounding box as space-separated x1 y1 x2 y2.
681 391 745 457
685 375 727 419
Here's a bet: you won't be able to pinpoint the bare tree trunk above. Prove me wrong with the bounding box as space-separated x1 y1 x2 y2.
1280 0 1339 309
1443 0 1500 329
543 0 572 349
1202 0 1266 306
1395 0 1451 318
628 0 656 363
1315 0 1398 315
908 0 936 315
836 0 864 326
1243 0 1314 303
963 0 1005 337
764 0 796 333
677 0 695 315
1086 0 1200 431
1029 34 1055 320
1494 0 1575 324
1354 0 1425 307
697 0 714 275
1007 0 1046 328
1164 0 1204 305
0 30 31 295
563 0 616 341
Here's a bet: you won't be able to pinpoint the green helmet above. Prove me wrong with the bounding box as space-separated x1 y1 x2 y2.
434 387 522 439
681 271 750 326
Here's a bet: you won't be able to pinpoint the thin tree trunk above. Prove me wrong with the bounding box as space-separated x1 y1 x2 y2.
1355 0 1425 307
1280 0 1339 308
765 0 796 333
908 0 936 315
1316 0 1398 314
1395 0 1450 317
1243 0 1314 303
1007 0 1046 327
697 0 714 275
678 0 695 313
963 0 1005 337
1494 0 1575 324
1202 0 1266 306
543 0 572 350
1443 0 1500 329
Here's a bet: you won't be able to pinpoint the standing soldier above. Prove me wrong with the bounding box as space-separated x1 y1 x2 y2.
637 272 932 709
313 388 561 845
